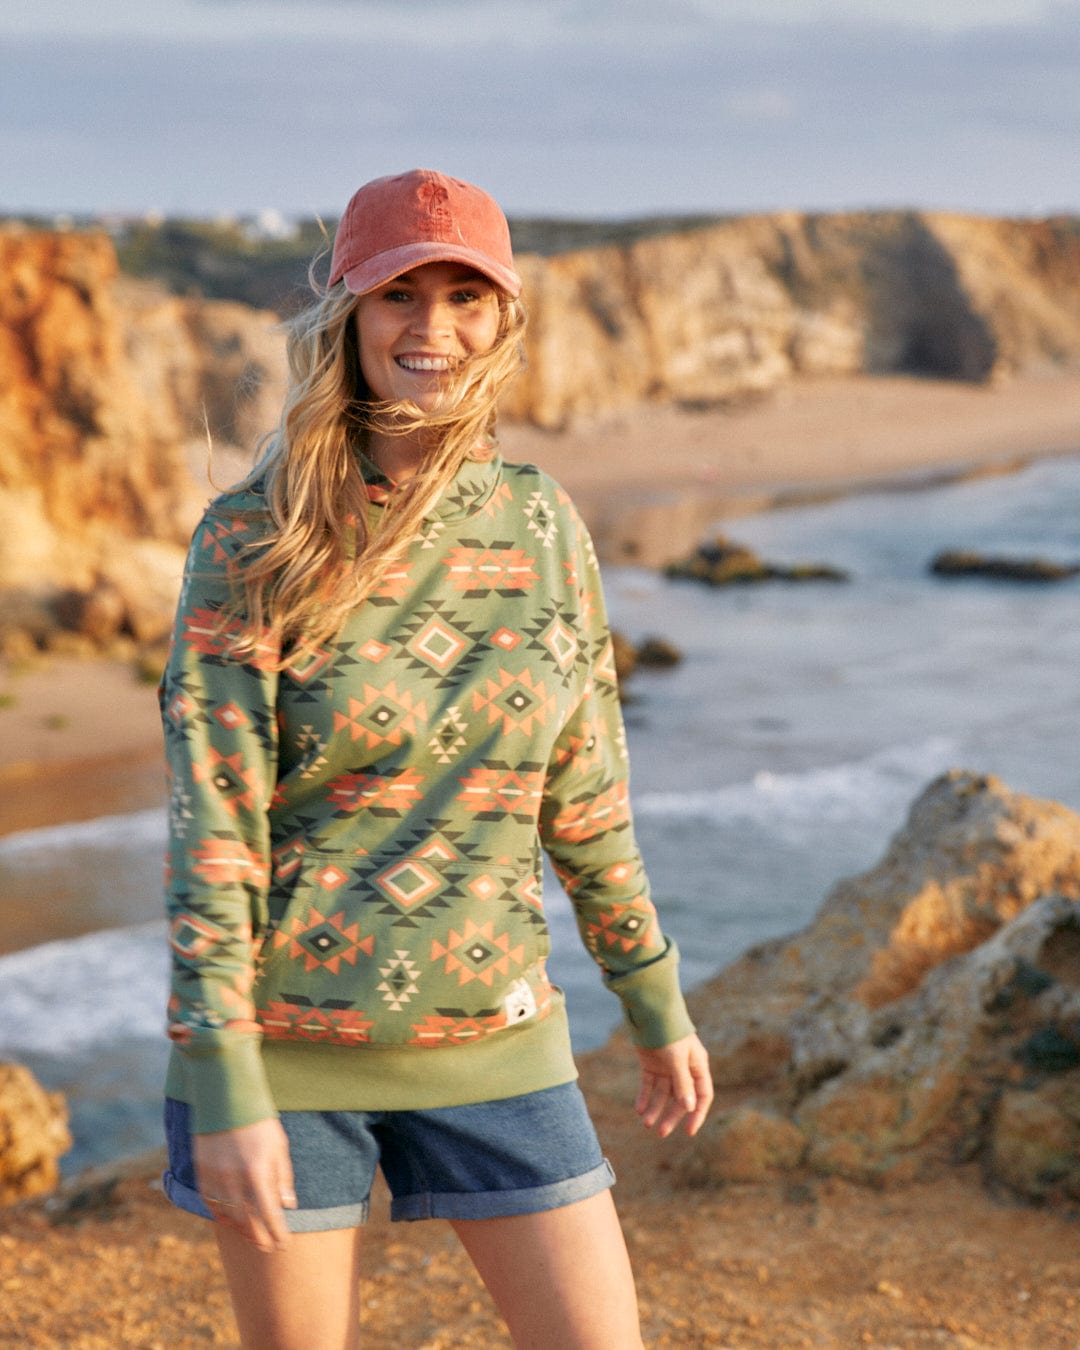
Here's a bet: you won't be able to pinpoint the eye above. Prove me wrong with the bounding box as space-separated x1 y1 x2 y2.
381 287 412 303
450 288 484 305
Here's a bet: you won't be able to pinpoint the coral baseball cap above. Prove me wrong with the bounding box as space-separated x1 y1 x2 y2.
329 168 522 299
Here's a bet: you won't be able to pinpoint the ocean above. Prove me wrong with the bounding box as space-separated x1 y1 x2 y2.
3 451 1080 1174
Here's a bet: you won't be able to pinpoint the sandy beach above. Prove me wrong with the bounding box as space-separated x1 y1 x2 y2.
4 371 1080 1346
4 370 1080 838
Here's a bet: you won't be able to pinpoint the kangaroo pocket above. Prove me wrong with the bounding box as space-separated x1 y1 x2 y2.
254 849 554 1047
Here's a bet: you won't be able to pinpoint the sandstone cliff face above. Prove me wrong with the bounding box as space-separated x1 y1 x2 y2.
504 212 1080 426
0 229 284 637
2 214 1080 624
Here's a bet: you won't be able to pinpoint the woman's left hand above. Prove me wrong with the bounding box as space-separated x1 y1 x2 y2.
634 1032 714 1138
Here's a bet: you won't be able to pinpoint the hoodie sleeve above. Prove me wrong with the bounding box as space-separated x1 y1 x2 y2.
538 506 695 1051
159 499 281 1133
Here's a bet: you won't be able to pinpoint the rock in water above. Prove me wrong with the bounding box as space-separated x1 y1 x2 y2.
930 550 1080 582
664 536 848 587
0 1063 71 1205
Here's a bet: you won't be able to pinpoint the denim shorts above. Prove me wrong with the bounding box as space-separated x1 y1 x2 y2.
163 1082 614 1233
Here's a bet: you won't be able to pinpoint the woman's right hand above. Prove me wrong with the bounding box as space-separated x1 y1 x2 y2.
193 1117 297 1253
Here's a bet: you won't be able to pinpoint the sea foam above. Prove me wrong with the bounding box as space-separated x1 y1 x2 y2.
635 737 958 839
0 738 955 1065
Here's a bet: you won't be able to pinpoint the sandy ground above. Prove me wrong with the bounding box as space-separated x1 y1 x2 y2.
4 372 1080 1345
4 1048 1080 1348
501 370 1080 563
502 371 1080 498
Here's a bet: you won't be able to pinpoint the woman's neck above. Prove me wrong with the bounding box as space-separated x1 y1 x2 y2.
365 431 428 483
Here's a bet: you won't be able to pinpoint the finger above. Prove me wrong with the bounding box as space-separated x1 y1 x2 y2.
206 1198 260 1249
217 1200 279 1254
648 1057 703 1138
248 1212 281 1255
655 1098 688 1139
683 1063 715 1137
276 1150 298 1211
250 1176 292 1250
233 1208 278 1255
635 1071 659 1117
638 1076 673 1130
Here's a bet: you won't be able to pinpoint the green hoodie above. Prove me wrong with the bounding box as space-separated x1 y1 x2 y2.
162 453 694 1133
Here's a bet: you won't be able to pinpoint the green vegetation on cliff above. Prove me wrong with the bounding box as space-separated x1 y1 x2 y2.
108 212 732 312
115 218 328 314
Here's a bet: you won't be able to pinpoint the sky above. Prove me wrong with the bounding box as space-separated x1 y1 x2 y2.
2 0 1079 221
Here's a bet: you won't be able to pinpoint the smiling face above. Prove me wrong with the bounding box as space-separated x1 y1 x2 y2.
352 261 502 413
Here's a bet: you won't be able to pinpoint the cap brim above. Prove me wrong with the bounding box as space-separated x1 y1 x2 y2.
337 242 522 299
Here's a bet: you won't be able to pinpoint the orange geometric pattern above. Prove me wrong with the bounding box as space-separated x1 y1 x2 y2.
408 1012 503 1045
192 747 261 817
456 765 545 817
197 515 251 565
408 977 553 1045
373 561 413 602
430 918 525 986
332 680 429 750
190 837 270 888
547 783 632 842
476 480 514 518
271 906 375 973
550 715 604 773
259 1000 375 1043
443 544 539 593
471 666 554 736
181 608 278 669
586 896 661 956
327 766 426 814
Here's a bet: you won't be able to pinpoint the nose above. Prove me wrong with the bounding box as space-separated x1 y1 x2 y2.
408 299 452 340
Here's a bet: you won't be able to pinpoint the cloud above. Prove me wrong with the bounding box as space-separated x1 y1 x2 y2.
723 89 797 124
3 3 1079 217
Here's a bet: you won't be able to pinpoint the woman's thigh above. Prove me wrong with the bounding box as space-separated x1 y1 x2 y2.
451 1189 644 1350
214 1224 364 1350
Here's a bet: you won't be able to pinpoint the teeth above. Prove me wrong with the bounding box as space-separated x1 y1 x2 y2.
397 356 453 372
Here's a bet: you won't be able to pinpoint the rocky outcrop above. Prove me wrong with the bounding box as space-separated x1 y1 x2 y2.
0 228 284 646
665 535 848 586
931 550 1080 582
504 212 1080 427
0 1063 70 1205
610 631 683 692
682 772 1080 1201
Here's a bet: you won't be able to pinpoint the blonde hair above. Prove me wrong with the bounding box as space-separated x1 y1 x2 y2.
218 274 526 664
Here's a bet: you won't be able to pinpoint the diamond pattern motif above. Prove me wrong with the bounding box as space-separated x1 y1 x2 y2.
163 458 675 1072
431 918 525 986
272 906 375 973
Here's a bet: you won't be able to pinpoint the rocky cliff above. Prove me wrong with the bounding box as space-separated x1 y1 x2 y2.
2 213 1080 632
0 228 283 647
502 211 1080 426
672 770 1080 1200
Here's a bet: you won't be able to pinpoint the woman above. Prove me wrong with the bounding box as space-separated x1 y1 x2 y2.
160 168 713 1349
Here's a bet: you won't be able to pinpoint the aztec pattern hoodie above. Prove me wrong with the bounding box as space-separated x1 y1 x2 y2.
161 453 694 1133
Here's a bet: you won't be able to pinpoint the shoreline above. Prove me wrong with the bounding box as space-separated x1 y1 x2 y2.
0 662 163 837
502 371 1080 564
3 370 1080 837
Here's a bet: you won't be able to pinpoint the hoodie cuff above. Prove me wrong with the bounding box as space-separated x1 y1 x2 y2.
175 1037 278 1134
604 937 696 1050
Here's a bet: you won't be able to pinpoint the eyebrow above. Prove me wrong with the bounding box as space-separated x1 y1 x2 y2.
390 268 492 286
